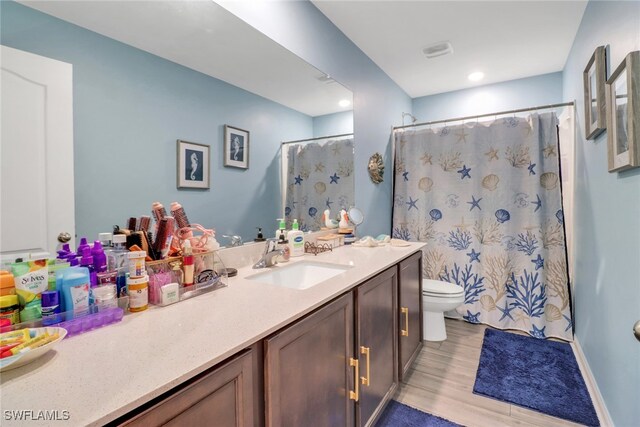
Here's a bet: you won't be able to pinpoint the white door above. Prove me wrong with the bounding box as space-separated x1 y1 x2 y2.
0 45 75 262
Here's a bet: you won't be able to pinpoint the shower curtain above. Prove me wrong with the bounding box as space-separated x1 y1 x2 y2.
392 113 572 340
284 138 354 231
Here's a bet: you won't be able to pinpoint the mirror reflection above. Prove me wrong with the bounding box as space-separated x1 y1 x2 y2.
1 0 353 253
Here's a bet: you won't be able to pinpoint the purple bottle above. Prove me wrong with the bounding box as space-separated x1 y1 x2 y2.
92 241 107 273
80 246 97 287
77 237 90 255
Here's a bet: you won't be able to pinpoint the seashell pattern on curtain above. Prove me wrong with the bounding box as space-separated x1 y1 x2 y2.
285 138 354 231
392 113 572 341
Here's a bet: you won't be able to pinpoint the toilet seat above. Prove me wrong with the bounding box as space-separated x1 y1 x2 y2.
423 279 464 298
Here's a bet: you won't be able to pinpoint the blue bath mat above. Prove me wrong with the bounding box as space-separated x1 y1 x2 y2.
376 400 461 427
473 329 598 426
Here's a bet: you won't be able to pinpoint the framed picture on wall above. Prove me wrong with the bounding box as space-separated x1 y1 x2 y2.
224 125 250 169
583 45 607 139
606 51 640 172
177 140 210 189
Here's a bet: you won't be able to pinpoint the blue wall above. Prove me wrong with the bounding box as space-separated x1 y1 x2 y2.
221 1 412 236
1 1 314 243
412 72 563 122
562 1 640 425
313 110 354 138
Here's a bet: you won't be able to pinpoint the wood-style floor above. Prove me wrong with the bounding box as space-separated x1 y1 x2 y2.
393 318 585 427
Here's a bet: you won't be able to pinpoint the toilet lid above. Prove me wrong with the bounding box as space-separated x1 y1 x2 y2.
423 279 464 296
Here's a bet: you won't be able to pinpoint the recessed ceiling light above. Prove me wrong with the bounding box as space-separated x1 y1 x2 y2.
468 72 485 82
338 99 351 108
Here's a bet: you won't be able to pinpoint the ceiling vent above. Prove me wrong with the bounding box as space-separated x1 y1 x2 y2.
422 41 454 59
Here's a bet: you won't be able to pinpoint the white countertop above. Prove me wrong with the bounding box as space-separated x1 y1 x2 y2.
0 242 425 426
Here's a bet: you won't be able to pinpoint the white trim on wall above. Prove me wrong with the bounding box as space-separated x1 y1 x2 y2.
572 337 614 427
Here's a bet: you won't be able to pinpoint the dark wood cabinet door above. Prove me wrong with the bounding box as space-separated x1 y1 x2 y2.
264 293 355 427
355 267 398 427
398 251 423 381
122 347 256 427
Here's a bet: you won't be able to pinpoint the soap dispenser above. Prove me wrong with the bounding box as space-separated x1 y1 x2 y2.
276 230 290 262
287 219 305 257
275 218 287 239
254 227 266 242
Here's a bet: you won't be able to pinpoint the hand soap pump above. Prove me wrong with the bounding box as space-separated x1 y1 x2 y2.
287 219 305 257
275 218 287 239
254 227 266 242
276 230 290 262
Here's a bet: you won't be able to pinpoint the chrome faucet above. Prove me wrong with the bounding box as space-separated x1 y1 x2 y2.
223 234 243 247
253 239 284 269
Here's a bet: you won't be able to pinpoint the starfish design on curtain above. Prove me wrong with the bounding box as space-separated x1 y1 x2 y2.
467 249 481 263
325 198 333 208
528 161 536 175
455 129 469 143
542 144 557 157
420 152 432 165
467 195 482 211
406 197 418 211
485 147 499 161
531 254 544 270
329 173 340 184
294 175 303 185
331 145 341 155
497 304 515 321
402 171 409 181
532 194 542 212
457 165 471 179
314 162 325 172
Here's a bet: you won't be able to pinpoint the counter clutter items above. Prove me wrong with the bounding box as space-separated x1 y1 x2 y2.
0 201 226 338
0 241 426 426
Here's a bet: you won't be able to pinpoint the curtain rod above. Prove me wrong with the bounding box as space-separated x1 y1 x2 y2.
392 101 575 131
281 132 353 145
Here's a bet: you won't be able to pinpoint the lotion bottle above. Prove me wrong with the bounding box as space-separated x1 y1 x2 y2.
275 218 287 239
287 219 305 257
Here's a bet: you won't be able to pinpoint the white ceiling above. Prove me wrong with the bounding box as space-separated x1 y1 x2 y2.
19 0 353 117
312 0 588 98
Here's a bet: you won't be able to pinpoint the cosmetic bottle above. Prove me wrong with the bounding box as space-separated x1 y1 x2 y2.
106 234 129 297
287 219 305 257
98 233 113 249
182 240 194 287
275 218 287 239
80 246 97 287
276 231 290 262
76 237 90 255
92 241 107 274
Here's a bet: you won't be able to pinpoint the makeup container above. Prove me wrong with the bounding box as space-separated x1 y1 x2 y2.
92 284 117 309
0 295 20 325
0 271 15 297
128 251 146 277
41 290 61 326
182 241 194 287
127 275 148 312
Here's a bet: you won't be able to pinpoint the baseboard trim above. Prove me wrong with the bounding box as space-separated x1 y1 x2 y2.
571 337 614 427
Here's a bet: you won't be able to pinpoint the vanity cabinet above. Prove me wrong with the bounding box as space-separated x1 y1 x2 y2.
264 293 355 427
119 345 260 427
398 251 423 381
355 267 398 427
264 267 398 427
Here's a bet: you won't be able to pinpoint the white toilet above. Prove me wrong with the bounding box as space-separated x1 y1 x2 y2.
423 279 465 341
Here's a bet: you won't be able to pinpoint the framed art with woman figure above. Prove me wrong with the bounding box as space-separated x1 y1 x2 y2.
177 139 210 189
224 125 249 169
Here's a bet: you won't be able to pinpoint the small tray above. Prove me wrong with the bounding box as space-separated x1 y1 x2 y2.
0 327 67 372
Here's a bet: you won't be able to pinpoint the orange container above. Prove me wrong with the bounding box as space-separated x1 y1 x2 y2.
0 271 15 297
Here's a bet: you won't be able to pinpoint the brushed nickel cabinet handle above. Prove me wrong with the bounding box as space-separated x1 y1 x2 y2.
634 320 640 342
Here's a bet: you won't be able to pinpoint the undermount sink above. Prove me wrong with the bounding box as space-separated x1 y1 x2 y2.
246 260 352 290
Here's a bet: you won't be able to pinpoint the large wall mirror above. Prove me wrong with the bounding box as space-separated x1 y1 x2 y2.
1 0 353 253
